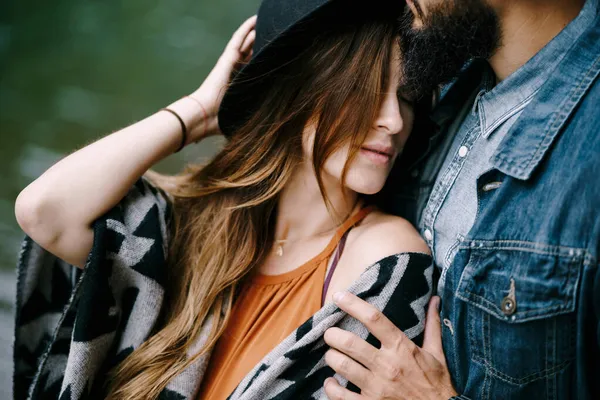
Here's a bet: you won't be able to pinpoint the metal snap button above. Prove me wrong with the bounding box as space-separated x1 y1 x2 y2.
501 278 517 316
501 296 516 315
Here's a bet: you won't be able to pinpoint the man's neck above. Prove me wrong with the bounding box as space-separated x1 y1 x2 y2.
490 0 585 81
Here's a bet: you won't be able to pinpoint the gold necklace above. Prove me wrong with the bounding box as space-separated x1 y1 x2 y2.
274 239 287 257
273 208 357 257
275 232 337 257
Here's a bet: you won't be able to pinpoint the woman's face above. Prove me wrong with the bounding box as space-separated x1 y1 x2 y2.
303 48 415 195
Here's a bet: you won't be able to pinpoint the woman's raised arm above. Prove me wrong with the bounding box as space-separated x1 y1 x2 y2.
14 16 257 268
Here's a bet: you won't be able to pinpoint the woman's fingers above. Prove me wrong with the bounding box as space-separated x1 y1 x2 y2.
240 30 256 58
189 15 256 135
228 15 257 52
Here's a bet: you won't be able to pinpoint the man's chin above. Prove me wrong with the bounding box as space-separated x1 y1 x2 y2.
397 0 501 97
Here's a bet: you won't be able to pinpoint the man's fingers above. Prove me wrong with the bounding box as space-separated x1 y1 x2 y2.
422 296 446 364
325 349 372 390
324 327 379 370
324 378 364 400
333 292 411 349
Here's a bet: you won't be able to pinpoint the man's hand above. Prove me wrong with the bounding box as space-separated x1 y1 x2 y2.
323 293 457 400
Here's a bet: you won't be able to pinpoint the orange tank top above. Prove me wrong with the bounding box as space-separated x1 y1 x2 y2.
197 206 373 400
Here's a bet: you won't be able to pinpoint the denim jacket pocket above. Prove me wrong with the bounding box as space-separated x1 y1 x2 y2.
455 240 582 388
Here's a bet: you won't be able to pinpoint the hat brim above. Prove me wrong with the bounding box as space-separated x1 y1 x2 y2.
218 0 341 137
218 0 402 137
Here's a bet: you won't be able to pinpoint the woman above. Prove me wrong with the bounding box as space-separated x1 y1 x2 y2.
13 0 433 399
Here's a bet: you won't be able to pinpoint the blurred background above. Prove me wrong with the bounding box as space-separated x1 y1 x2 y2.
0 0 260 396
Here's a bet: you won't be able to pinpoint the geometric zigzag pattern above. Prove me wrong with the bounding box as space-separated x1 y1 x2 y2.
13 178 433 399
227 253 433 400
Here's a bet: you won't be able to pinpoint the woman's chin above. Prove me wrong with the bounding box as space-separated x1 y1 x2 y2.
346 178 386 196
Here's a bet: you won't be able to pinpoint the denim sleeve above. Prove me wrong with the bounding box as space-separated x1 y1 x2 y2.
450 396 472 400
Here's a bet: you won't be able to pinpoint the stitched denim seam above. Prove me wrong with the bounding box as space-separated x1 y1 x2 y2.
444 235 463 269
481 311 491 400
472 355 573 385
483 363 491 400
483 91 537 136
421 123 481 233
466 282 477 348
459 240 587 257
493 54 600 173
525 55 600 172
466 246 581 258
584 253 598 267
457 292 575 321
461 238 585 249
449 313 463 385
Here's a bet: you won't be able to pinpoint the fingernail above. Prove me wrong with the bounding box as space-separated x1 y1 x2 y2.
333 292 345 303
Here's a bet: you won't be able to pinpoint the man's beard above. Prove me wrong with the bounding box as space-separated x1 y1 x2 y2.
398 0 501 98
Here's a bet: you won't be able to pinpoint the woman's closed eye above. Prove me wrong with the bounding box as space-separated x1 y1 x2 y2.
397 88 417 106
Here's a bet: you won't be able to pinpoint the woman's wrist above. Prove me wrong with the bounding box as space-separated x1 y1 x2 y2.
164 95 217 147
189 89 221 138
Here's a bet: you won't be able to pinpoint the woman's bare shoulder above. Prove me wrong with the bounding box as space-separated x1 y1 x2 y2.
345 209 431 267
325 210 431 304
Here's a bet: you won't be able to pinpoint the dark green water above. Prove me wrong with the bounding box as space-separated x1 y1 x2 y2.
0 0 261 274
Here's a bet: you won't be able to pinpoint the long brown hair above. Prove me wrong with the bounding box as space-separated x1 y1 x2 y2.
107 12 401 399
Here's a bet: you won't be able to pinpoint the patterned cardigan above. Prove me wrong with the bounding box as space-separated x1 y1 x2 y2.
13 178 433 400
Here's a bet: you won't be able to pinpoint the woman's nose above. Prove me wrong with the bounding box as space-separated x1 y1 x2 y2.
375 91 404 134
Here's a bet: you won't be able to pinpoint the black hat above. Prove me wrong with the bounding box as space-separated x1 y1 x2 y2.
218 0 401 137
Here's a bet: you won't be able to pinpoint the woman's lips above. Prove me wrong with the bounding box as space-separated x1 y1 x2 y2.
360 147 393 166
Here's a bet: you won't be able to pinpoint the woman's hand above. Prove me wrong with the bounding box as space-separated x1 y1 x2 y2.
14 16 258 268
188 15 257 141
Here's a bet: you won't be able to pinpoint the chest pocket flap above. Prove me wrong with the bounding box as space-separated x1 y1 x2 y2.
456 240 583 323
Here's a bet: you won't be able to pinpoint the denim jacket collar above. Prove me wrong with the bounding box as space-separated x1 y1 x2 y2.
491 1 600 180
432 0 600 181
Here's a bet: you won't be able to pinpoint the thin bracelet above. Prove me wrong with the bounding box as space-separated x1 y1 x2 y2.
160 108 187 153
185 95 208 139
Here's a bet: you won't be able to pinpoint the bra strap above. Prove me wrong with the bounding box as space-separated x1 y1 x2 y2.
320 205 373 306
321 230 349 306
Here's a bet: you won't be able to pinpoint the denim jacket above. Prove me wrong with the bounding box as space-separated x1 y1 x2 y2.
390 8 600 400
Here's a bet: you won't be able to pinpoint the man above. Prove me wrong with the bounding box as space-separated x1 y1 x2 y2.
323 0 600 399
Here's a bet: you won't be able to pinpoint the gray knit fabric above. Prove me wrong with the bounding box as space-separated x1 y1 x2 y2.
13 178 433 400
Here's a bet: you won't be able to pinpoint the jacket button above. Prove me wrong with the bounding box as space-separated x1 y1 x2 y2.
424 229 433 241
501 296 516 316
